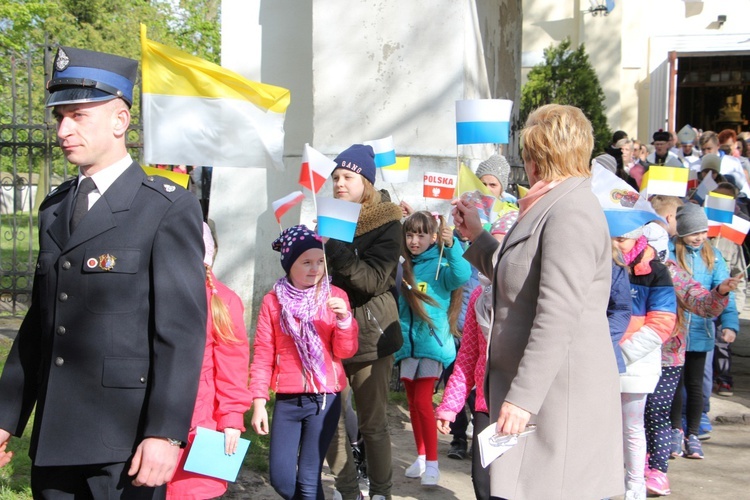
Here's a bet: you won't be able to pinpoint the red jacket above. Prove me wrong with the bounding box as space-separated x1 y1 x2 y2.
250 285 358 399
168 273 252 499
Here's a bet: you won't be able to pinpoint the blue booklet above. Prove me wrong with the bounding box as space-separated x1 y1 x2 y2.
183 426 251 482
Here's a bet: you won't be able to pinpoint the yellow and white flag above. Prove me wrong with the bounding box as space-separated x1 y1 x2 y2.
140 25 290 169
640 166 688 197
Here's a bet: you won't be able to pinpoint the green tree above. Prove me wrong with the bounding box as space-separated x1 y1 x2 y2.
520 38 612 155
0 0 222 174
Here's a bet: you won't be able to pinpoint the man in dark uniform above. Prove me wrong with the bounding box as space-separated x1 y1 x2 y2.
0 46 207 498
647 129 684 167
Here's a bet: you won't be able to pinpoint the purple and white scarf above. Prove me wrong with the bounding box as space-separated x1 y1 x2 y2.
274 276 329 391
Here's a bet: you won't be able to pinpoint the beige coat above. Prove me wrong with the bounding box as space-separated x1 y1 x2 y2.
464 177 624 499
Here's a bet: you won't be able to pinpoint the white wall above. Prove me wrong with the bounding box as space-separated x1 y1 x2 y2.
218 0 516 329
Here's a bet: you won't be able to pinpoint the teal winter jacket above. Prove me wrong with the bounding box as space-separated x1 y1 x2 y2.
669 240 739 352
395 238 472 365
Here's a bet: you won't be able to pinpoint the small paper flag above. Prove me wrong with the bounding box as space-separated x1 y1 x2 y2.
708 221 722 238
693 175 719 202
456 99 513 145
423 172 457 200
272 191 304 223
705 192 735 223
457 163 492 197
381 156 410 183
299 144 337 193
718 215 750 245
640 166 688 197
364 136 396 168
317 197 362 243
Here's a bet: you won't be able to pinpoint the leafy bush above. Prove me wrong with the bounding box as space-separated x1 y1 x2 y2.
520 38 612 155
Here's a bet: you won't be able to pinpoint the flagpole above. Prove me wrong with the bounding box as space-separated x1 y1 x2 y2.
456 155 461 198
308 150 319 216
390 183 401 204
435 243 444 281
321 239 332 299
434 205 453 280
309 161 330 298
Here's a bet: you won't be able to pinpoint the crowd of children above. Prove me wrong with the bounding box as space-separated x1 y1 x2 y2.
163 132 747 500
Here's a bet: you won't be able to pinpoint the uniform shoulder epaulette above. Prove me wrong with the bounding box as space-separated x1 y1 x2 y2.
141 174 188 201
40 178 75 209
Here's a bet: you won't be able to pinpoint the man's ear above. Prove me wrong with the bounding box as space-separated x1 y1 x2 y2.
112 103 131 137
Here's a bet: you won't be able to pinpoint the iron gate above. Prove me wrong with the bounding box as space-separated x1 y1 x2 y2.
0 45 143 317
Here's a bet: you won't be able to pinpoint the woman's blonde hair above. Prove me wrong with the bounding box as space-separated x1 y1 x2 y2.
206 267 241 345
521 104 594 181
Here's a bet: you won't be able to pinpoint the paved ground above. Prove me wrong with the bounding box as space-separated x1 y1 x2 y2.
1 302 749 499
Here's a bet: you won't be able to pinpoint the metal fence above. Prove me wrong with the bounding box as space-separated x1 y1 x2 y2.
0 48 56 316
0 46 142 317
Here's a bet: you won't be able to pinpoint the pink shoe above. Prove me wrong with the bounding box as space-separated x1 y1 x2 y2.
645 469 671 496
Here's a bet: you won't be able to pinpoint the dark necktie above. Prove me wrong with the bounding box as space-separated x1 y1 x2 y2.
70 177 96 232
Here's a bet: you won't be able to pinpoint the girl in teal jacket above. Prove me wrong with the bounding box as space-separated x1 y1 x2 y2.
395 211 471 487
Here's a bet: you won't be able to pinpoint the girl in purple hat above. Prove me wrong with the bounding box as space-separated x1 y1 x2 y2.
249 225 359 500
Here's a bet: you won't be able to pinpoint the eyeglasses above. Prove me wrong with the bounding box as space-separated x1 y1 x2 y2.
488 424 537 447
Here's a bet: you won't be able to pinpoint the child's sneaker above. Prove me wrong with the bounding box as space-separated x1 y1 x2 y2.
624 483 647 500
669 428 684 458
421 464 440 486
717 382 734 397
404 457 425 478
645 469 671 496
684 434 704 459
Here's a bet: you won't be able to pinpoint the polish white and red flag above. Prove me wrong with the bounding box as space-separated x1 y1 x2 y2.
272 191 305 223
719 215 750 246
299 143 337 193
423 172 457 200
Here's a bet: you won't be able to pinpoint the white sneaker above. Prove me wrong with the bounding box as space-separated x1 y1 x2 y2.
370 496 386 500
624 489 645 500
332 490 364 500
404 458 425 478
421 465 440 486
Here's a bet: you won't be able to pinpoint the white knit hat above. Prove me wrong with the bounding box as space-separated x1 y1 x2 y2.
475 154 511 190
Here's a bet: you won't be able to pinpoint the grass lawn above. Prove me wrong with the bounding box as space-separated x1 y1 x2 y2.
0 213 37 266
0 335 272 496
242 395 273 474
0 213 37 318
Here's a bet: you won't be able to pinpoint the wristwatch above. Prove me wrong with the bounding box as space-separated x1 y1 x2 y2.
166 438 183 447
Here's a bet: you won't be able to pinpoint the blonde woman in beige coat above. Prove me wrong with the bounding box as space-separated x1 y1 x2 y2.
452 104 624 499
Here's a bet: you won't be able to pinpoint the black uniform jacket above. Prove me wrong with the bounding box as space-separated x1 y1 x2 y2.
0 162 207 467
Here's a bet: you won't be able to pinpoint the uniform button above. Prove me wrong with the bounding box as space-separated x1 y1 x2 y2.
57 326 66 335
59 292 68 301
36 262 41 269
62 261 71 270
55 357 64 366
139 376 146 384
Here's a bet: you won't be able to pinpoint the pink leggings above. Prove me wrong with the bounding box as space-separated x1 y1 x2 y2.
403 377 439 461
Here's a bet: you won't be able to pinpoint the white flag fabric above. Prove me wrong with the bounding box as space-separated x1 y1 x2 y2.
141 25 290 169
